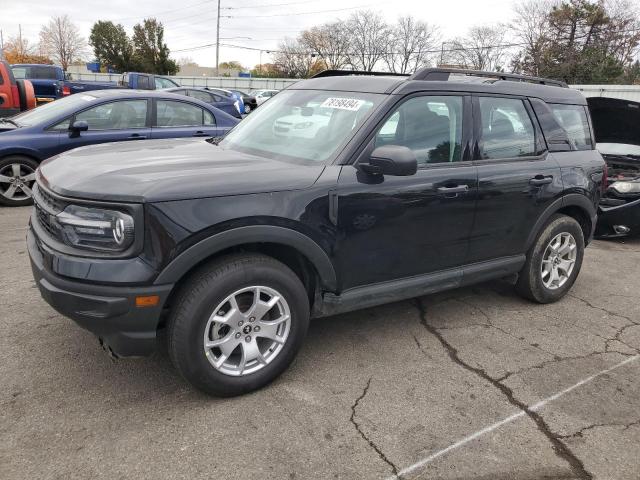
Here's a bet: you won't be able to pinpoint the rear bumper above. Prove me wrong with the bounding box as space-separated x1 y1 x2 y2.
28 228 173 357
596 197 640 238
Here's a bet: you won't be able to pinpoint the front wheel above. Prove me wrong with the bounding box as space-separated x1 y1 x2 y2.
516 214 585 303
168 254 310 396
0 156 38 206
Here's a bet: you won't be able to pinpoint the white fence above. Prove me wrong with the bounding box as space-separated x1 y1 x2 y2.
70 72 300 91
571 85 640 102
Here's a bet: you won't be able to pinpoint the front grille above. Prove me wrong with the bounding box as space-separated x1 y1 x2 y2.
33 183 67 243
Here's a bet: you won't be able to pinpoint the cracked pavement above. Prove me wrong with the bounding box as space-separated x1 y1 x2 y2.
2 206 639 480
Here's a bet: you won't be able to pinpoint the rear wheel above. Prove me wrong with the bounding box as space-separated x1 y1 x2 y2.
0 156 38 206
244 104 252 113
516 214 585 303
168 254 310 396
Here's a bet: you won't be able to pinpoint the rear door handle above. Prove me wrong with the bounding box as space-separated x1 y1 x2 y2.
192 131 210 137
529 175 553 186
437 185 469 195
127 134 146 140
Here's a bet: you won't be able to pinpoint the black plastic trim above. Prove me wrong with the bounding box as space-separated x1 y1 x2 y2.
154 225 338 290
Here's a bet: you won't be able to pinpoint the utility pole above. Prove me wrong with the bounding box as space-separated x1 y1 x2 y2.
0 29 4 61
215 0 221 76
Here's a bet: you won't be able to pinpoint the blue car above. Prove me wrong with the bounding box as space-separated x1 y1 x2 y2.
0 89 239 206
164 87 242 118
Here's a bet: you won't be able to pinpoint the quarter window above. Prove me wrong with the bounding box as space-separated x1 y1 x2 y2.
549 104 592 150
156 100 206 127
75 100 148 130
155 77 178 89
478 97 536 159
204 110 216 126
188 90 213 103
375 95 464 165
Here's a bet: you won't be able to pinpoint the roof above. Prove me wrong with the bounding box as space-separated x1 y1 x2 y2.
291 69 587 105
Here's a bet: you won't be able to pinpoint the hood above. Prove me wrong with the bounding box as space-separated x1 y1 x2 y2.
38 138 325 203
587 97 640 147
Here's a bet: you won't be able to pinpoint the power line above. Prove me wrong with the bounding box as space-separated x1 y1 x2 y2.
223 2 383 18
108 0 214 22
222 0 322 9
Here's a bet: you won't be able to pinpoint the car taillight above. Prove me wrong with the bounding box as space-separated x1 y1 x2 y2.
602 162 608 194
62 85 71 96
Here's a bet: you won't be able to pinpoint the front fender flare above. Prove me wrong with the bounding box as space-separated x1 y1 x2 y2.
153 225 337 291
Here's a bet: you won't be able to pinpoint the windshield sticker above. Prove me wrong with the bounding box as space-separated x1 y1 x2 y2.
81 95 95 101
320 97 365 111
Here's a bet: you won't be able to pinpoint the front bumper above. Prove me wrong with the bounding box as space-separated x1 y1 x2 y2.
596 197 640 238
28 228 173 357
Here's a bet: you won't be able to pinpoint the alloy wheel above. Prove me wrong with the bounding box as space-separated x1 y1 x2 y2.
203 286 291 376
0 163 36 201
540 232 577 290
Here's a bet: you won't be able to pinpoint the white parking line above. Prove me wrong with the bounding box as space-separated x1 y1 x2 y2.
386 355 639 480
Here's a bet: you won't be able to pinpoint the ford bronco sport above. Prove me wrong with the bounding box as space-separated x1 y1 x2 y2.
28 68 605 396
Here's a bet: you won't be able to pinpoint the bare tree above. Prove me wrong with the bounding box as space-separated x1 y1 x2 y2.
510 0 558 75
39 15 86 70
300 21 351 70
383 16 440 74
177 56 198 67
602 0 640 65
445 25 511 71
273 37 316 78
345 10 390 71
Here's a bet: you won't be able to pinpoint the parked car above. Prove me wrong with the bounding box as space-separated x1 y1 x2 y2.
230 89 257 113
28 68 604 396
0 60 35 117
588 96 640 237
0 89 239 206
202 87 245 115
11 64 119 103
118 72 180 90
165 87 242 119
250 89 278 106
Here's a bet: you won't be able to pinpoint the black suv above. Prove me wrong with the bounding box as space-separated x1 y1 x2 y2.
28 68 605 396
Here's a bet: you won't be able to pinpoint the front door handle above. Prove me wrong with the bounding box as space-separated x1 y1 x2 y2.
437 185 469 196
127 133 146 140
529 175 553 186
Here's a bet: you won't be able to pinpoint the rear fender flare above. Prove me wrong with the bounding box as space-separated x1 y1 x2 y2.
154 225 337 291
525 194 596 250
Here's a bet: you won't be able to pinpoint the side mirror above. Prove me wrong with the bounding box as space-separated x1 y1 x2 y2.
69 120 89 137
360 145 417 176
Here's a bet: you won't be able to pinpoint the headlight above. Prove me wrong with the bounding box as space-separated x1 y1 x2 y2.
294 121 314 129
609 181 640 195
56 205 135 252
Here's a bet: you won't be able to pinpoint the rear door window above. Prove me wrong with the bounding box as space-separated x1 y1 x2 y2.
188 90 213 103
478 97 536 159
156 100 206 127
549 104 592 150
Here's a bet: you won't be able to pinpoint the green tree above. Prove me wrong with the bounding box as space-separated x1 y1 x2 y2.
131 18 178 75
89 21 135 72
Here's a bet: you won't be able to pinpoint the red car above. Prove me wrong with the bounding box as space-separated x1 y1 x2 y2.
0 60 35 118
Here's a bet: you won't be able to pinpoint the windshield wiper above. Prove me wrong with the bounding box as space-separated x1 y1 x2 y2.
0 118 19 127
206 136 224 145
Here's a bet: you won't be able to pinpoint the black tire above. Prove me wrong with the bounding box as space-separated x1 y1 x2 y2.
516 214 585 303
16 80 28 111
168 253 310 397
0 155 39 207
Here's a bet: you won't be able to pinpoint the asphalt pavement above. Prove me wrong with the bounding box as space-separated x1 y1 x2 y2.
1 206 639 480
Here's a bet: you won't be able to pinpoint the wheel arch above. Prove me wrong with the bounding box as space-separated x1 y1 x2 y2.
0 149 44 163
154 225 338 294
525 194 596 250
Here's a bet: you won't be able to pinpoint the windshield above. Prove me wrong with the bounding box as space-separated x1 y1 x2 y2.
12 94 97 126
220 89 384 163
597 143 640 157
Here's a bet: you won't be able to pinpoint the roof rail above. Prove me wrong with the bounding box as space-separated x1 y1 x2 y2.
311 69 409 78
410 68 568 88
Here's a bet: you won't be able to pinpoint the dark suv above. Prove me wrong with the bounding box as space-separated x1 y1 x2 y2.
28 68 605 396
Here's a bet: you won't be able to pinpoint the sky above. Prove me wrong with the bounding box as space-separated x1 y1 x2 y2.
1 0 521 70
